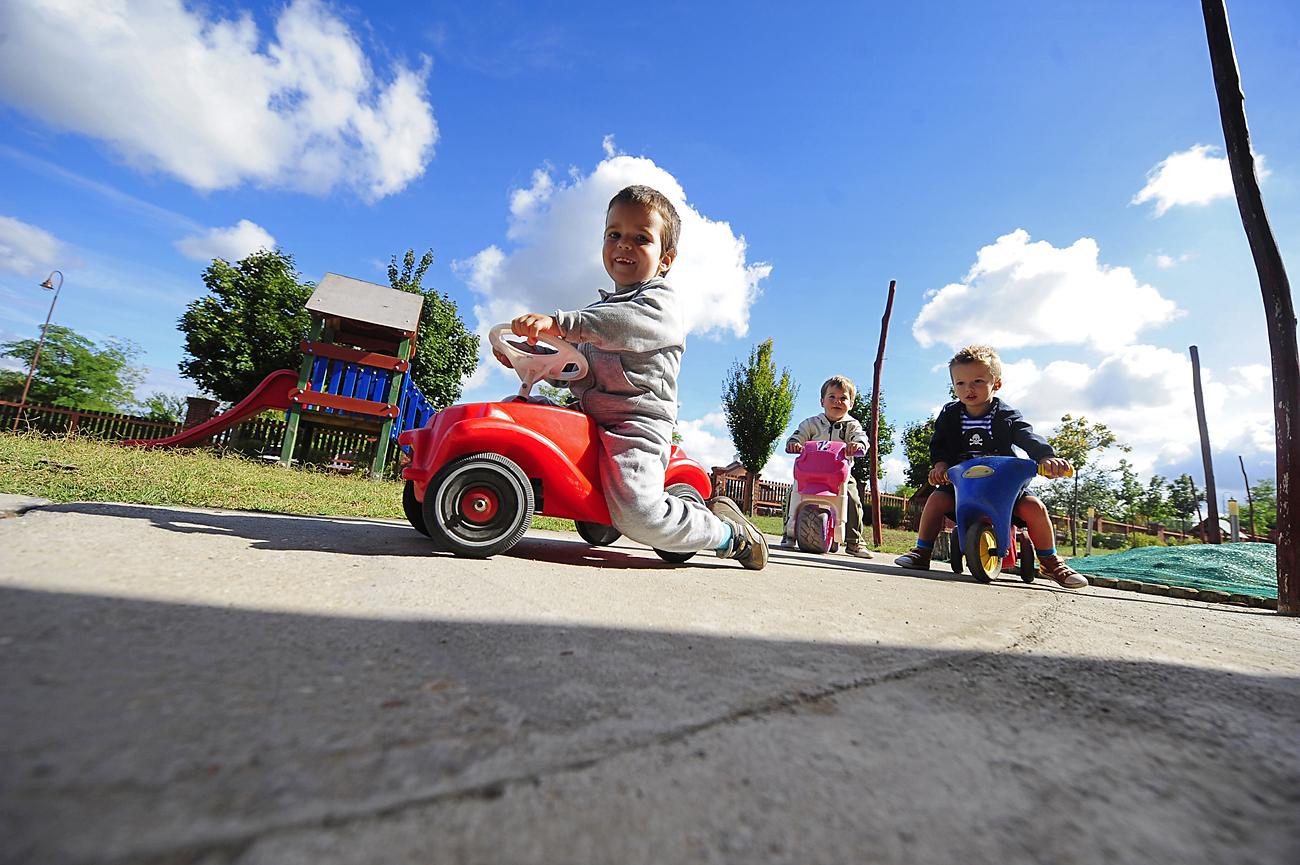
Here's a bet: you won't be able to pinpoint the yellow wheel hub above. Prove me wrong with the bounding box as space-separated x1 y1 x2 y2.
977 528 1000 574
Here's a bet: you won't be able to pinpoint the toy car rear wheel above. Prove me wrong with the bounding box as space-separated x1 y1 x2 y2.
796 503 833 554
403 480 430 537
653 483 706 563
965 523 1002 583
423 453 534 558
1019 534 1036 582
948 529 963 574
576 520 621 547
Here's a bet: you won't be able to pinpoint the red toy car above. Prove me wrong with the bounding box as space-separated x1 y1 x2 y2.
398 325 712 559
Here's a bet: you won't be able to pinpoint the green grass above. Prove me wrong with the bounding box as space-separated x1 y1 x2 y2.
0 433 922 549
0 433 576 531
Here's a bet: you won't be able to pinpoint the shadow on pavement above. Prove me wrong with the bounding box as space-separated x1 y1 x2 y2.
2 583 1297 865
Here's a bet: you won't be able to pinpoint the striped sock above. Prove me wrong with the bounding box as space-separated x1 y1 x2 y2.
1035 546 1057 560
916 537 934 550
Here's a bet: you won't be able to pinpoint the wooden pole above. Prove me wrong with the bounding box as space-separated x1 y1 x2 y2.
1188 345 1222 543
868 280 897 548
1202 0 1299 612
1238 455 1256 538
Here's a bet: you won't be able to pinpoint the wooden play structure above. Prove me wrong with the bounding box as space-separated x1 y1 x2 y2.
281 273 425 478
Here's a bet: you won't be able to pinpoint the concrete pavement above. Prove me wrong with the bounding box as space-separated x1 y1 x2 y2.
2 499 1298 864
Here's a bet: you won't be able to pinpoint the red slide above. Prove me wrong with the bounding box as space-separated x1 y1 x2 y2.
124 369 299 447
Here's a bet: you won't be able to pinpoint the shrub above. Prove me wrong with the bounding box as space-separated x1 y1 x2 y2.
1129 533 1165 548
864 503 905 529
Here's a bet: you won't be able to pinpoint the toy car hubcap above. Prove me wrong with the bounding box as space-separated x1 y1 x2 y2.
978 528 999 573
460 488 500 524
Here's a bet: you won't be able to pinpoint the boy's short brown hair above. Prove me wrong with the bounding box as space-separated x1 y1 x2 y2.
948 344 1002 380
607 185 681 255
820 374 857 402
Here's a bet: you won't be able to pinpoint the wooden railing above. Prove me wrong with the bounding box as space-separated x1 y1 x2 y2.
1 400 181 440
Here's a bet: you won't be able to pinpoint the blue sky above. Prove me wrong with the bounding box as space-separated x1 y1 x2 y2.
2 0 1297 504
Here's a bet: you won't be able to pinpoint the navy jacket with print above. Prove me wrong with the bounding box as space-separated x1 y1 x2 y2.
929 398 1055 467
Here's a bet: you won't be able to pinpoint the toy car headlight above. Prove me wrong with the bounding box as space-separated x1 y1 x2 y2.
962 465 996 478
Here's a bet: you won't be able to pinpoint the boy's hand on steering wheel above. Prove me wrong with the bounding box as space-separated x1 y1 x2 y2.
786 441 804 454
1039 457 1071 478
928 462 950 486
511 313 561 345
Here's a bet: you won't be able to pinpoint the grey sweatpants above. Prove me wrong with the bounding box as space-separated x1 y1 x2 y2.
596 414 729 553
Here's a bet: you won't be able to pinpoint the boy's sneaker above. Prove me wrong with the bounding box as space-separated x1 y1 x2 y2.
709 496 769 570
778 535 796 549
1038 555 1089 589
893 546 932 570
845 545 875 559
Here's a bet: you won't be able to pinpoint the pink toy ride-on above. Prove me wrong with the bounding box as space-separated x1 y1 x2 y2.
789 440 854 554
398 324 712 560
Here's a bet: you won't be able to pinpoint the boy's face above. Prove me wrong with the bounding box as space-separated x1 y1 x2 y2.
950 361 1000 415
822 385 853 421
603 201 676 286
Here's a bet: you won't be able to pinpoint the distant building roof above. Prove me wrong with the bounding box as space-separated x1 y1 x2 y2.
305 273 423 333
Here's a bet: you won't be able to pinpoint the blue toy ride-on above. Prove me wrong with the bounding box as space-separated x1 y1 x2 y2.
945 455 1071 583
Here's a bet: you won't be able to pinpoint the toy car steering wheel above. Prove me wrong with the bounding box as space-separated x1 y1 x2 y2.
489 323 589 398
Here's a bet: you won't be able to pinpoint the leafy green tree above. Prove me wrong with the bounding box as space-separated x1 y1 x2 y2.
1246 479 1277 532
722 338 798 512
1046 414 1129 552
387 249 479 409
178 250 313 403
847 392 896 485
1140 475 1175 526
1167 473 1205 533
0 325 142 411
139 392 188 423
901 418 936 489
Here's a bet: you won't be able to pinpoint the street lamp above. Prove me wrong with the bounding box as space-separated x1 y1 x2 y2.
12 270 64 432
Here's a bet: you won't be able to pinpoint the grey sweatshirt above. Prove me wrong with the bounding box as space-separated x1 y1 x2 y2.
553 277 684 424
785 412 868 453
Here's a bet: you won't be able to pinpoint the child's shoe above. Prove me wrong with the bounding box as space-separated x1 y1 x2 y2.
844 545 875 559
709 496 769 570
778 534 796 549
1038 555 1089 589
893 547 932 570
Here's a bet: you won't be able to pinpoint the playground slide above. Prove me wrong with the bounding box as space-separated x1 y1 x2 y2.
123 369 299 447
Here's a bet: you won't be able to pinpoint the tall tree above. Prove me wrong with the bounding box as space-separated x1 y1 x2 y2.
387 249 479 409
722 339 798 512
0 325 142 411
178 250 313 403
848 393 896 486
901 418 936 489
1047 414 1128 552
1167 473 1205 534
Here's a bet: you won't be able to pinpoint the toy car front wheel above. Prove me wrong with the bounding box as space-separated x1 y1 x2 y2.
403 480 430 536
1018 534 1036 582
653 483 706 563
423 453 534 558
576 520 621 547
965 523 1002 583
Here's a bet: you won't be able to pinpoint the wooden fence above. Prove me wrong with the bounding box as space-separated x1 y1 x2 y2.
2 400 181 440
3 400 380 472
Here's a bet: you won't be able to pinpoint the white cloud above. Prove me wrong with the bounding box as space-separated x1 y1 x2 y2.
1131 144 1267 216
912 229 1181 353
0 0 437 201
993 346 1274 477
456 143 771 386
175 220 276 262
675 411 738 472
0 215 63 276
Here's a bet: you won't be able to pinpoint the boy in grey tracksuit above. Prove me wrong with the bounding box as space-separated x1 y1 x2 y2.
497 185 768 570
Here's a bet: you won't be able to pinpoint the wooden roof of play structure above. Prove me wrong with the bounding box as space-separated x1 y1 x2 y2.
305 273 424 348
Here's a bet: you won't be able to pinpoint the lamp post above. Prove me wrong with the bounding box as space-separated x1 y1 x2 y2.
12 270 64 432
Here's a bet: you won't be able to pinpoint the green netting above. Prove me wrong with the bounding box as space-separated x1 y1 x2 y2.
1073 543 1277 599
